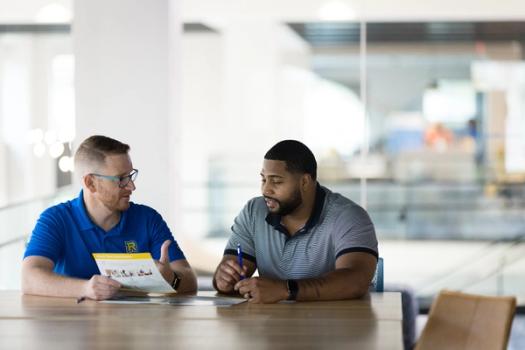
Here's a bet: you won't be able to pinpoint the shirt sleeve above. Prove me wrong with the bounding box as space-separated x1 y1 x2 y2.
148 209 186 261
23 207 65 263
224 199 257 264
333 204 379 260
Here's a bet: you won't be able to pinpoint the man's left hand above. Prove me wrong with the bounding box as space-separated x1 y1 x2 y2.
155 240 175 284
234 277 289 303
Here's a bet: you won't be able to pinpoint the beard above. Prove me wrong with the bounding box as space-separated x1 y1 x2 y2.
98 188 132 212
265 188 302 216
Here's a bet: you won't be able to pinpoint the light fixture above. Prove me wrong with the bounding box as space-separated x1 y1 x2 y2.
27 128 75 169
58 156 74 172
33 142 46 158
35 3 72 23
27 128 44 145
49 142 64 159
318 1 356 21
44 130 57 145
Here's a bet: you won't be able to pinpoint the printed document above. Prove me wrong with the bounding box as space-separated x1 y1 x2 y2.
93 252 175 294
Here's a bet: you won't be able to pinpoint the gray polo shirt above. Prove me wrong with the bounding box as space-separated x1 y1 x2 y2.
224 184 378 280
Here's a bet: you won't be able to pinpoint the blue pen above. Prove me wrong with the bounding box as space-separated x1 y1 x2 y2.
237 243 245 280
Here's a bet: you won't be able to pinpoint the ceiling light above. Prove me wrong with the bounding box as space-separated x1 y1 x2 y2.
33 142 46 158
49 142 64 159
318 1 356 21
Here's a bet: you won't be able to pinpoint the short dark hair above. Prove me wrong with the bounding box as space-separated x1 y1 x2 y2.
74 135 130 174
264 140 317 180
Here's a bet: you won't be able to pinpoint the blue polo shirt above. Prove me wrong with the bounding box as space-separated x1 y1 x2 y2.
24 191 186 279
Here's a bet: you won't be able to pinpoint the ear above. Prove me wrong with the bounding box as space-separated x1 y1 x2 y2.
83 174 97 193
301 173 311 189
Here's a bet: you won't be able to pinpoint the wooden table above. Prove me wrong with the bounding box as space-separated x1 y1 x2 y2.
0 291 403 349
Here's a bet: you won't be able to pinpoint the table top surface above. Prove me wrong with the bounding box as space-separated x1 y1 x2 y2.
0 291 403 350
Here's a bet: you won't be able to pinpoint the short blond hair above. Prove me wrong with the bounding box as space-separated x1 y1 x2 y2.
74 135 130 177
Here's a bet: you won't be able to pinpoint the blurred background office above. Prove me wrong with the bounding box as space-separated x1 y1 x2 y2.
1 0 525 343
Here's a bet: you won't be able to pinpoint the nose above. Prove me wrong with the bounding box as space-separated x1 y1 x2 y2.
261 181 273 197
125 179 136 191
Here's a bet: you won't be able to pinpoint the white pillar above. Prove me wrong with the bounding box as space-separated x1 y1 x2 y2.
73 0 182 224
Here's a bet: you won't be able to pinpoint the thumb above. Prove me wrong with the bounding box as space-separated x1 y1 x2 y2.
159 240 171 265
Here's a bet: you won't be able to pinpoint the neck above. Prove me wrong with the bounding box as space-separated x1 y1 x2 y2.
83 191 121 232
281 184 317 234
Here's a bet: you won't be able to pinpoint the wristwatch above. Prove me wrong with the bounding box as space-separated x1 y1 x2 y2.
171 271 181 290
286 279 298 301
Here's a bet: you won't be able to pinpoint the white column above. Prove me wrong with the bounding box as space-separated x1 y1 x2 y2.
73 0 182 224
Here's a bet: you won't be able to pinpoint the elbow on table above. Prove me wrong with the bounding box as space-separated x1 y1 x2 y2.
344 283 370 300
20 268 34 295
20 259 46 296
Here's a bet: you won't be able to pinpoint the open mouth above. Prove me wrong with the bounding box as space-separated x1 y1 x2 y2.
264 197 279 209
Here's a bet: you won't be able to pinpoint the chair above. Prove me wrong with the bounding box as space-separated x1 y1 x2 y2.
371 257 384 292
415 290 516 350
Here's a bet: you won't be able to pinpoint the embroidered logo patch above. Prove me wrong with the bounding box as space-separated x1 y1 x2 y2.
124 240 138 253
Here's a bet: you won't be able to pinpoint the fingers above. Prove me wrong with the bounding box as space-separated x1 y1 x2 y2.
223 259 244 279
217 263 241 286
232 278 250 298
94 275 121 288
85 275 121 300
234 277 253 295
240 264 248 279
155 240 173 282
215 259 247 293
159 240 171 265
235 280 258 302
234 277 283 304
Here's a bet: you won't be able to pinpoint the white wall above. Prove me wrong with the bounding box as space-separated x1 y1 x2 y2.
0 34 67 205
74 0 181 224
177 21 315 270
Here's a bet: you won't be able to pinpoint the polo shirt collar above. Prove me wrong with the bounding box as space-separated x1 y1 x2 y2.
73 190 95 231
265 183 326 235
72 190 129 234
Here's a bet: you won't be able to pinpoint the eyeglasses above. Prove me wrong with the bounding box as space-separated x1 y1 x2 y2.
90 169 139 188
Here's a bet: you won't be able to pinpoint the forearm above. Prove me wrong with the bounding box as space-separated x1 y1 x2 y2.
295 268 370 301
21 265 86 298
174 267 198 293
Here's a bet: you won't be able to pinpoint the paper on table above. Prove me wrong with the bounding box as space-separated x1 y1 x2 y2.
92 252 175 294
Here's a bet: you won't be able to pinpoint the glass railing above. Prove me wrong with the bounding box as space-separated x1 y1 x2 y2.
180 180 525 241
0 186 75 289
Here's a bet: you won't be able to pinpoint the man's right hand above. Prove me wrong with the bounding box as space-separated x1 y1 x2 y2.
81 275 121 300
214 259 248 294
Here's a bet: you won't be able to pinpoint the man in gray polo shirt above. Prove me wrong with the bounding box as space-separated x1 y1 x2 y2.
213 140 378 303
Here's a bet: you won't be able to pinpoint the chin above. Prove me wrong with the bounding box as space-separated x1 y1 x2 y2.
268 207 281 215
118 201 131 211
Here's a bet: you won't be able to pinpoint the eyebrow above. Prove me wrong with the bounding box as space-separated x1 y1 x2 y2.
116 170 133 177
260 173 285 179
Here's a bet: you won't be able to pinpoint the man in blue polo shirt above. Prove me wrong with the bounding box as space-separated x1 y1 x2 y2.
22 135 197 300
213 140 378 303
